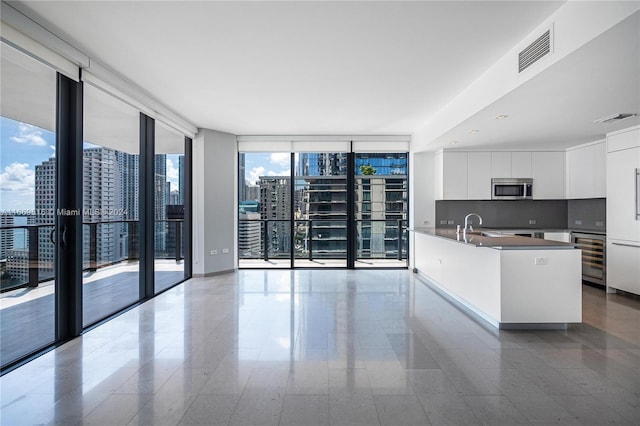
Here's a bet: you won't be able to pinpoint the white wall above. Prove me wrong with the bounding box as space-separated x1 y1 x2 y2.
193 128 237 275
409 150 435 268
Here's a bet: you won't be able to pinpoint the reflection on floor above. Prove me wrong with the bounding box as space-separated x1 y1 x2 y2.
1 270 639 425
0 260 185 367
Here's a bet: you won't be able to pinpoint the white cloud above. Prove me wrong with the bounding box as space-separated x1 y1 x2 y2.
10 123 47 146
0 162 35 193
270 153 290 167
248 166 265 185
166 158 179 191
267 169 290 177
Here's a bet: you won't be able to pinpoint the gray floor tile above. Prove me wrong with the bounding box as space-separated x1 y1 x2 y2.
279 394 329 426
2 271 640 426
373 394 430 426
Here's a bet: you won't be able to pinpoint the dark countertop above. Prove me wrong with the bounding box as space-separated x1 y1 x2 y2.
410 228 577 250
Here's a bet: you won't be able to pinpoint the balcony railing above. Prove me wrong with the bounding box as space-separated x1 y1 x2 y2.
0 219 184 292
238 218 408 262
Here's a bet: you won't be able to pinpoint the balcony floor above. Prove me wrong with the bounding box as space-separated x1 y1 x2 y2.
0 260 185 367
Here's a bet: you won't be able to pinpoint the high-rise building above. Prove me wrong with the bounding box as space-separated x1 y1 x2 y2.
178 155 185 205
155 154 168 255
33 157 56 278
259 177 291 254
354 153 407 258
245 184 260 201
238 200 261 257
0 214 14 260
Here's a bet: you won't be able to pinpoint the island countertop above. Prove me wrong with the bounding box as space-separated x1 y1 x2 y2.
410 228 576 249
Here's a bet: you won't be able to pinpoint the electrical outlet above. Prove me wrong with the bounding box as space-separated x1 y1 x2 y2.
440 220 447 225
575 220 582 225
596 221 604 227
447 220 454 225
422 220 429 225
222 248 229 254
529 219 536 225
534 257 548 265
210 250 218 255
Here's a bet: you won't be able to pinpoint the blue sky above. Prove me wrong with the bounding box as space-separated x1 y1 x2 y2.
243 152 291 185
1 116 181 212
1 116 56 211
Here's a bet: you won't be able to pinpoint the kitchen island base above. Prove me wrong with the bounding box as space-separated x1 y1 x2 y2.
412 229 582 330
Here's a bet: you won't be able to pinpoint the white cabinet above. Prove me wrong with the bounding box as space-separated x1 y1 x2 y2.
607 240 640 295
544 232 571 243
566 141 606 199
491 152 511 177
467 152 491 199
437 151 468 200
511 152 532 178
606 126 640 295
606 143 640 241
532 152 565 199
436 150 564 200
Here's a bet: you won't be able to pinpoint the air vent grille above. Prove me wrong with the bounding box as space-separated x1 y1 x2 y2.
518 29 551 73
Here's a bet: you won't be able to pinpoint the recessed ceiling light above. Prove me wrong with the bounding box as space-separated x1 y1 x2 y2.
448 140 459 145
495 114 509 120
593 113 638 124
468 129 480 134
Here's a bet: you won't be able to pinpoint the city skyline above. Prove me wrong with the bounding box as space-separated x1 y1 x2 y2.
0 116 182 211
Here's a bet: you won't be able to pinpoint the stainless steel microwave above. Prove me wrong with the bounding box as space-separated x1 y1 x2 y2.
491 178 533 200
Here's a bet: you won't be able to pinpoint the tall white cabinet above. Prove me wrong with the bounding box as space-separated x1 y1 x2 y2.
606 126 640 295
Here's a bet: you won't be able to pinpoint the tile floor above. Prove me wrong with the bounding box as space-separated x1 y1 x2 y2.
0 269 639 425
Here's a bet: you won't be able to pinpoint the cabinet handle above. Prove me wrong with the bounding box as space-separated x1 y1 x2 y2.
636 168 640 220
612 242 640 248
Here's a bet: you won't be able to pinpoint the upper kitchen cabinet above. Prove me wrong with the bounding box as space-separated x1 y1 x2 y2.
511 152 532 178
490 152 511 177
566 141 606 199
490 151 532 178
435 151 468 200
532 152 565 199
467 152 492 199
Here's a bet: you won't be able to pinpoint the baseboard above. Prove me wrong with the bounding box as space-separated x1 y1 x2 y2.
192 268 236 278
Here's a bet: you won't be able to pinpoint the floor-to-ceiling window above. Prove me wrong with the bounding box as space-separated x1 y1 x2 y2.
154 123 186 293
294 152 348 268
82 84 141 327
0 42 58 366
354 153 408 267
0 44 193 372
238 152 292 268
237 146 408 269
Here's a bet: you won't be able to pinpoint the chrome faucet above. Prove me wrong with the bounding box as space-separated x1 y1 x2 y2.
463 213 483 233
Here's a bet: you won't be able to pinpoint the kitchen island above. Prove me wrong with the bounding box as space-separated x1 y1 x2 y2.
411 228 582 329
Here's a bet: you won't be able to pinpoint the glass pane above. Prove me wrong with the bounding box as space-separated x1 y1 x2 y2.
294 153 347 267
238 152 291 268
82 84 141 326
154 123 185 293
355 153 408 267
1 43 57 367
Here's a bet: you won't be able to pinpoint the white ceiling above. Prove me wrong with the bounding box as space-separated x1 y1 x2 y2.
10 1 569 138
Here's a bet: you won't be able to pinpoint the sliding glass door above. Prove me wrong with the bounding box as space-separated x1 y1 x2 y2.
82 84 141 327
0 43 58 366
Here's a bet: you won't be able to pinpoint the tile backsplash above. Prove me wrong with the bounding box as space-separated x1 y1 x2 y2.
435 198 606 231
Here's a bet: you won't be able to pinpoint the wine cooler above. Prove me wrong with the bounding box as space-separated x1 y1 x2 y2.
572 232 606 286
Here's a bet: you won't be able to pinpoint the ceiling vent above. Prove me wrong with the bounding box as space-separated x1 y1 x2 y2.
593 113 638 124
518 29 552 73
